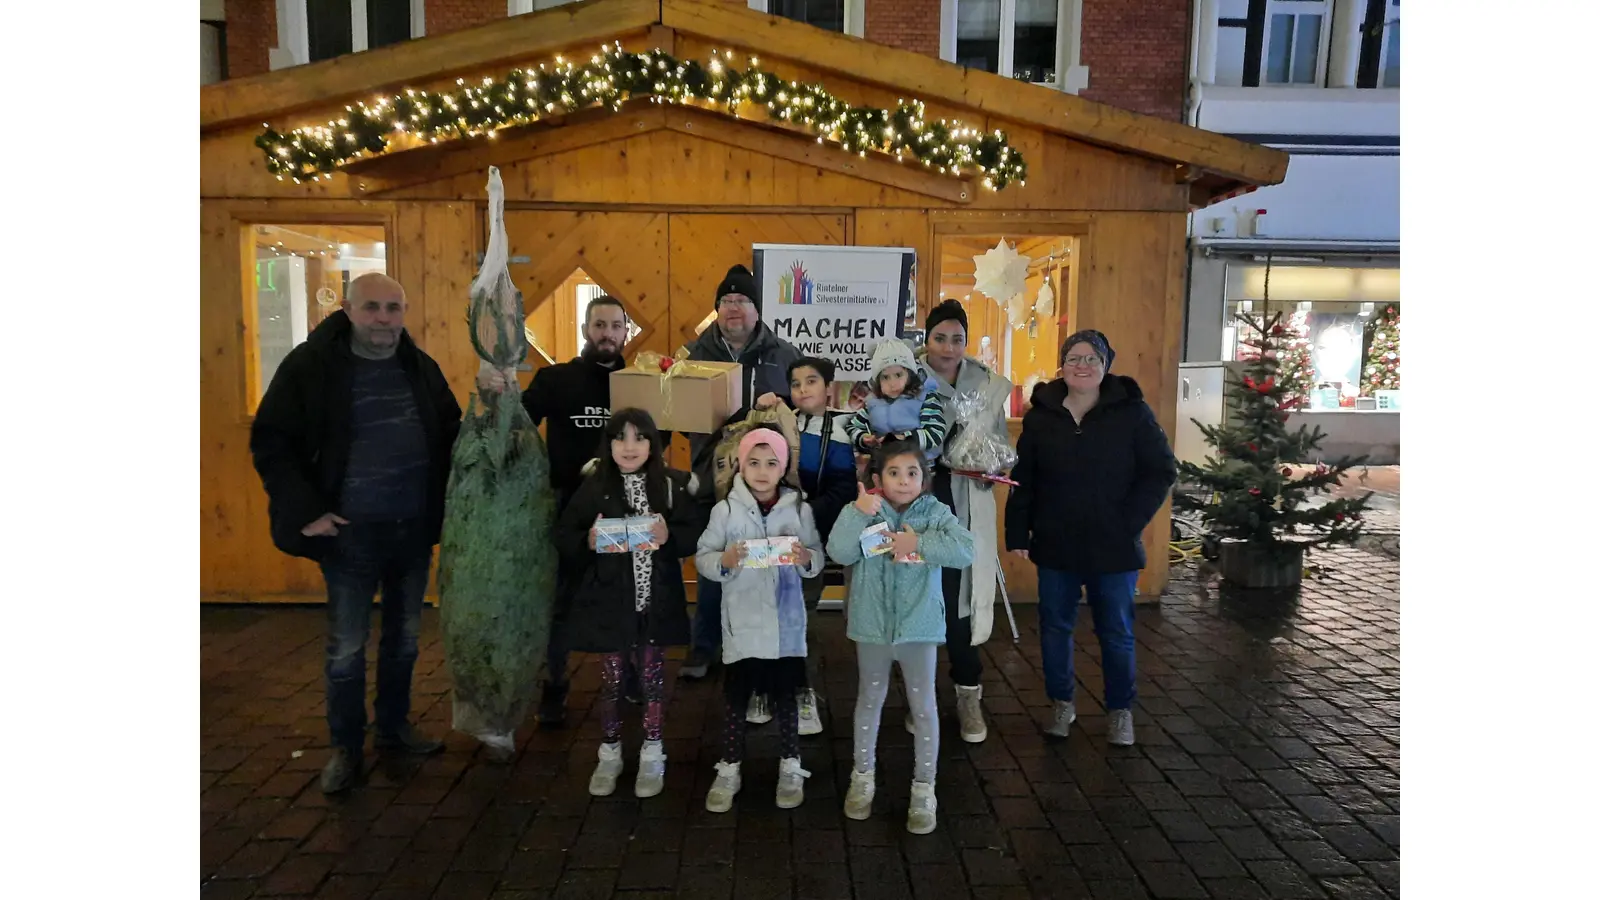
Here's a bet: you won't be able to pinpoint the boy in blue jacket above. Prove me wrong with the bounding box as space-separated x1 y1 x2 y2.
785 356 859 734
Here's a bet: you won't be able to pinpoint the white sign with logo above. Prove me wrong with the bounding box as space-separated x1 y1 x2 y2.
752 244 914 378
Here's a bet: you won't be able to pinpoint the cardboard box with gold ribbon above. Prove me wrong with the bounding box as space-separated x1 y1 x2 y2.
610 351 743 434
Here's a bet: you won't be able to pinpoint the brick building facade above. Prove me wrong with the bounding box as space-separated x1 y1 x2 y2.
864 0 941 60
217 0 1189 122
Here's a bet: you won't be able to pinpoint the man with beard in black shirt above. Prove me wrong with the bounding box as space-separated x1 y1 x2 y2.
479 294 634 725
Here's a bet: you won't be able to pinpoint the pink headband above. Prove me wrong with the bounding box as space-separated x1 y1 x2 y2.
737 428 789 471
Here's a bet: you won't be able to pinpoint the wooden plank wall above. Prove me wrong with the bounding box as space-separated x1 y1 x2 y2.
202 199 482 600
202 74 1191 603
204 204 1185 601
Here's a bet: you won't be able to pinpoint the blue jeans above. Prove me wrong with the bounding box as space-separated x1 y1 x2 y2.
1036 568 1139 711
319 519 432 751
691 578 723 658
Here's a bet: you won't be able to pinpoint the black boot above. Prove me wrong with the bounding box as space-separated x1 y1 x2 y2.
374 722 445 756
320 747 361 794
538 680 569 728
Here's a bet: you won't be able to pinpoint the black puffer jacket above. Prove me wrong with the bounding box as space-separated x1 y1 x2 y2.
555 468 705 653
249 311 462 561
1005 375 1177 574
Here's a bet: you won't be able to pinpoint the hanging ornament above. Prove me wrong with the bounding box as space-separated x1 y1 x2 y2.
977 335 997 368
972 239 1030 309
1035 267 1056 317
1006 290 1030 328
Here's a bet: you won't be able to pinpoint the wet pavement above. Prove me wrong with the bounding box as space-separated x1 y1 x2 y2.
201 547 1399 899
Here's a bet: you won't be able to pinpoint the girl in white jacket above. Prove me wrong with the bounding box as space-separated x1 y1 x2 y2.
695 428 825 813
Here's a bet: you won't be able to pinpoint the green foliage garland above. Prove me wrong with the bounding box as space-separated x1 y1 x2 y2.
255 44 1028 189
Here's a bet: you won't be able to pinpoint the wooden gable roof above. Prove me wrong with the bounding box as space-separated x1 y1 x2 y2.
199 0 1286 207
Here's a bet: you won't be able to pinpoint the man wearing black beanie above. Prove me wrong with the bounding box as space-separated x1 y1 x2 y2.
678 263 803 680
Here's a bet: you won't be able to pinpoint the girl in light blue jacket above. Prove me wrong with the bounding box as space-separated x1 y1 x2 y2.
826 440 974 835
695 429 824 814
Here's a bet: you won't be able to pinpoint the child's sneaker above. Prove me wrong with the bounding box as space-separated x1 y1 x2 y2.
775 757 810 809
705 760 742 813
589 742 624 797
635 740 666 798
907 780 938 835
843 768 875 820
1107 709 1136 746
746 694 772 724
1044 699 1076 739
797 690 823 736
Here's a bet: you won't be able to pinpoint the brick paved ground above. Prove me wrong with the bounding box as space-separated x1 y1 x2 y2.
201 547 1399 899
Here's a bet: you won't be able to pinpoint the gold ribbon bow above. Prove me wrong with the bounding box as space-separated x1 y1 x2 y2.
633 349 729 420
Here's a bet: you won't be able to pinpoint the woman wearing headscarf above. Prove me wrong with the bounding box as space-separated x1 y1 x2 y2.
1005 330 1177 746
913 299 1015 743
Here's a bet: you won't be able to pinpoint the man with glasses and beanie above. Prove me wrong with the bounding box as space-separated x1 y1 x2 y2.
1005 329 1177 747
678 263 802 681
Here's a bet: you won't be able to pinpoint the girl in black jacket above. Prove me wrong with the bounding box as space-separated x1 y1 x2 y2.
1005 330 1177 748
556 409 704 799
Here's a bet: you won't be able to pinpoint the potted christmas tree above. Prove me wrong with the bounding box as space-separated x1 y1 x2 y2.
1175 312 1373 588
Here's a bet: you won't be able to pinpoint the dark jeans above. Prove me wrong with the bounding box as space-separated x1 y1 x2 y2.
1036 568 1139 710
546 490 575 687
546 589 572 687
691 578 723 658
932 464 983 687
319 519 432 752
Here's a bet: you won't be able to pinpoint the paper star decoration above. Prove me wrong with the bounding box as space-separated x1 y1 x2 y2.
1006 290 1031 328
972 239 1031 309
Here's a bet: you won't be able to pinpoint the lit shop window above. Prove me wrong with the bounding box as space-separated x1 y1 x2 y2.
248 223 388 409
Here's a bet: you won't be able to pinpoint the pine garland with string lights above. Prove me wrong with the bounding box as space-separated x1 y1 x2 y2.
256 44 1028 190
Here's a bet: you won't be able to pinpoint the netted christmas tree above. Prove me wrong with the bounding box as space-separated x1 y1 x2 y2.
1360 304 1400 395
1176 313 1373 568
437 167 557 761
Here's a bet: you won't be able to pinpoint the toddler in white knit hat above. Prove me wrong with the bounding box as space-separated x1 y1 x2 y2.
843 339 949 461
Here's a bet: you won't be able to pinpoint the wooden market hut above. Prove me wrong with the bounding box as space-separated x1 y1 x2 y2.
199 0 1287 604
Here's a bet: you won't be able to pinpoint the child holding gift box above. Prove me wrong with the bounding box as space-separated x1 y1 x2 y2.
826 440 974 835
694 428 825 812
557 409 703 799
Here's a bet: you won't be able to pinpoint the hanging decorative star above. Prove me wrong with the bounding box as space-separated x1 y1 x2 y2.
972 239 1030 310
1006 290 1031 328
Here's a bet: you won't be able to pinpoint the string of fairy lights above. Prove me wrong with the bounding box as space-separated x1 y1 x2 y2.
255 44 1028 190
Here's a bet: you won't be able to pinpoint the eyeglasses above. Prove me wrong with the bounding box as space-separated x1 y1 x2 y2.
1063 355 1103 368
716 296 755 308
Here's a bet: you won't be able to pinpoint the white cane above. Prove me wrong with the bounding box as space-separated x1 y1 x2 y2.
995 552 1021 643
